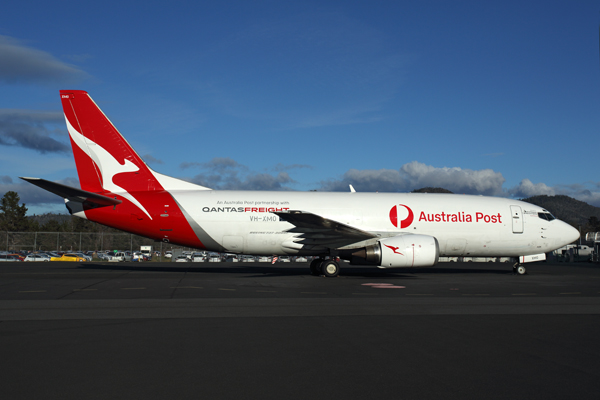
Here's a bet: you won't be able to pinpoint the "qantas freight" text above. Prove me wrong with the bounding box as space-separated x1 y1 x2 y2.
202 207 290 213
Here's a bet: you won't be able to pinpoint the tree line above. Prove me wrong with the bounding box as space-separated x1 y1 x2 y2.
0 191 164 252
0 191 124 234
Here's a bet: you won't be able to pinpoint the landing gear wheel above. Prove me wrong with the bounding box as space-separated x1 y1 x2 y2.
322 260 340 277
309 258 323 276
516 265 527 275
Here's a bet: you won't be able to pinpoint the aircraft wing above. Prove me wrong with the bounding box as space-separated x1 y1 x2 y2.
20 177 122 207
273 210 377 248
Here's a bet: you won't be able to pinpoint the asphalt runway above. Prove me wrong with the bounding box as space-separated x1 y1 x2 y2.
1 261 599 399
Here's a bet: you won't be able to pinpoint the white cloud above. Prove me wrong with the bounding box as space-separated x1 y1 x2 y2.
0 35 89 84
504 179 600 207
0 109 69 153
320 168 403 192
318 162 600 207
569 191 600 207
181 157 294 190
399 161 506 196
319 161 506 196
509 179 556 198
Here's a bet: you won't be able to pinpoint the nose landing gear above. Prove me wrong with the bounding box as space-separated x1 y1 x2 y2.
513 263 527 275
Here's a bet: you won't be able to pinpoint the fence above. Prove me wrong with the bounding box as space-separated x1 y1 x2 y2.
0 231 177 254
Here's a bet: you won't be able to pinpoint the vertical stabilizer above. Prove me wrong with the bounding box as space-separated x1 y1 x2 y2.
61 90 158 195
60 90 208 195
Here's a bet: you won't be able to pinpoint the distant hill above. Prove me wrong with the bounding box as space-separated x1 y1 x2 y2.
521 195 600 228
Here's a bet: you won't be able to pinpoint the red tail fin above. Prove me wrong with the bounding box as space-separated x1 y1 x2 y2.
18 91 212 249
60 90 157 194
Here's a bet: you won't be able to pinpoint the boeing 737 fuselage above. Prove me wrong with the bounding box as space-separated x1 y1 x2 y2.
22 91 579 276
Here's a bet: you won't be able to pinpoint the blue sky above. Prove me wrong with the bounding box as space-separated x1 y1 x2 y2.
1 0 599 214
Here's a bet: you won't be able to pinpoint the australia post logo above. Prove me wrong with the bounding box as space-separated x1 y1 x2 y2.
389 204 504 227
389 204 414 229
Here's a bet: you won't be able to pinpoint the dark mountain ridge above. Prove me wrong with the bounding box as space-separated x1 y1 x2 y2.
521 195 600 230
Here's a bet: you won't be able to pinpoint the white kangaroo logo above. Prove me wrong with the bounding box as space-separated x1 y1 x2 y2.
65 116 153 220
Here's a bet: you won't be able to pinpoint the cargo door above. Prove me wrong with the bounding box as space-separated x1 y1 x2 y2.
510 205 523 233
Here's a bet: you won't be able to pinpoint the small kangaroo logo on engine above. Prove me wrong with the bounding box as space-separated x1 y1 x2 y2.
384 244 403 255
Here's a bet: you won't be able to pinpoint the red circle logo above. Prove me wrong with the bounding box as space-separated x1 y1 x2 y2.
389 204 414 228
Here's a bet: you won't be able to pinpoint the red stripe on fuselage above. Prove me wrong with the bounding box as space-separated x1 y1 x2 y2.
83 190 205 249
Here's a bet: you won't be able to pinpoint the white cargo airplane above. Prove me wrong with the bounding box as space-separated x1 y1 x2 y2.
22 91 579 276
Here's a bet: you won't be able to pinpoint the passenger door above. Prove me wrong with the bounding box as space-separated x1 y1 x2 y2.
510 205 524 233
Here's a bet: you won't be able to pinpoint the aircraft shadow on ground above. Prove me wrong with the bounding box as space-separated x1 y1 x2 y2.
74 262 513 277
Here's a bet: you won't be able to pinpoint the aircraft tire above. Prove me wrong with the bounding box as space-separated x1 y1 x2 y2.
309 259 322 276
516 265 527 275
322 260 340 277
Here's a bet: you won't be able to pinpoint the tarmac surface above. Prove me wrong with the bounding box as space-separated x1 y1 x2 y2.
1 260 599 399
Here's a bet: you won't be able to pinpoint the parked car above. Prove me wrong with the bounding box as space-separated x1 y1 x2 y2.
207 253 222 262
130 252 149 261
175 255 189 262
0 254 22 262
24 254 50 262
51 253 87 262
109 251 132 262
7 253 25 261
223 254 239 262
192 252 206 262
74 252 92 261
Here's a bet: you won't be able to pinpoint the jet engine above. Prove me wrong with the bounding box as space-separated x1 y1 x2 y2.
342 234 439 268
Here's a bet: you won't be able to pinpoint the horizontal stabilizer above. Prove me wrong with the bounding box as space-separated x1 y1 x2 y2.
20 177 122 207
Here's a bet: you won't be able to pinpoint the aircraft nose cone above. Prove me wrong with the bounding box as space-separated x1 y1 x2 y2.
566 224 580 244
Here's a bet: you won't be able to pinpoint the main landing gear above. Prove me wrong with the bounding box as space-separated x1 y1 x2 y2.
309 258 340 277
513 263 527 275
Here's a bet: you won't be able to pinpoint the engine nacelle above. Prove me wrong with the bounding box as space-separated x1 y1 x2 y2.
344 234 439 268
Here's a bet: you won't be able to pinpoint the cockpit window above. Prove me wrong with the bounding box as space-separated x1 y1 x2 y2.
538 212 555 221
